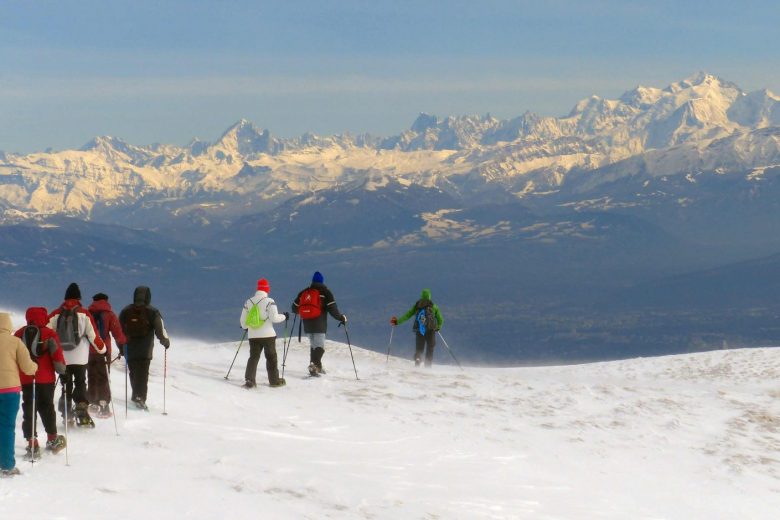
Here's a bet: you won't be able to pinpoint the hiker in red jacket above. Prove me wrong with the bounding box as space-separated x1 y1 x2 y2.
14 307 67 459
87 293 127 418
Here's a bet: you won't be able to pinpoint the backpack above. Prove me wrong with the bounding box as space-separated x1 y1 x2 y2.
298 288 322 320
415 304 437 336
125 305 151 338
93 311 107 340
56 306 81 351
22 325 44 359
245 298 267 329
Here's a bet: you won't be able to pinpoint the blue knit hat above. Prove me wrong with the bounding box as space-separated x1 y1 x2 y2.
312 271 324 284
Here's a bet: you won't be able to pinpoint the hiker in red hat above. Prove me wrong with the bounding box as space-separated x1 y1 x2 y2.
239 278 288 388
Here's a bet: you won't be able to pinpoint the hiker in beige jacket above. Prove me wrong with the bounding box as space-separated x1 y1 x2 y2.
0 312 37 476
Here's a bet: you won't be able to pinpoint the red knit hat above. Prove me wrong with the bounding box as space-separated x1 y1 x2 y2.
256 278 270 292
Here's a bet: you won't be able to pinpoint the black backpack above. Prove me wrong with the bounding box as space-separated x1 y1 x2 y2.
22 326 44 359
414 303 437 335
56 306 81 351
125 305 151 338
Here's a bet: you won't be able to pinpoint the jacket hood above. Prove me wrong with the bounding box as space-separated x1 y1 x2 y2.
420 289 432 300
133 286 152 305
88 300 113 314
254 290 269 299
0 312 12 334
60 299 82 310
25 307 49 327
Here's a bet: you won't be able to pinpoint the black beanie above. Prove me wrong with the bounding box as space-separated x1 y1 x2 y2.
92 292 109 301
65 282 81 300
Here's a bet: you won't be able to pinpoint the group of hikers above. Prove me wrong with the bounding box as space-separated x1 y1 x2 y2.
0 283 169 477
0 270 443 477
239 271 444 388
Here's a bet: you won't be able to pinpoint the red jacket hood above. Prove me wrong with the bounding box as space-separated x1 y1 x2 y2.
26 307 49 327
88 300 113 314
60 299 82 310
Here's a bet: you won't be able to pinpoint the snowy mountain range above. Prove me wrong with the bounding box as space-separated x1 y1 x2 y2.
1 72 779 360
1 72 778 225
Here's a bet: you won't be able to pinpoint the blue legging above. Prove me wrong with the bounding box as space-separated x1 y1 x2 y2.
0 392 21 470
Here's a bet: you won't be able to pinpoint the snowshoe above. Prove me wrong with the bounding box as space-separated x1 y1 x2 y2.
96 401 112 418
270 378 286 388
23 445 41 461
132 397 149 411
243 381 256 389
0 467 21 478
307 363 321 377
74 403 96 428
45 435 67 454
62 413 75 427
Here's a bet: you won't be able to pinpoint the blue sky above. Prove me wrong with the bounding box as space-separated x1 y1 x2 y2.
1 0 778 153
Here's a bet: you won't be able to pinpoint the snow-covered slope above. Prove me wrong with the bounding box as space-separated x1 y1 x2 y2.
1 73 778 223
1 312 777 518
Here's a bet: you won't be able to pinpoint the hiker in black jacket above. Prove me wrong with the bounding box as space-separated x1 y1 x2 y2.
118 286 170 409
291 272 346 376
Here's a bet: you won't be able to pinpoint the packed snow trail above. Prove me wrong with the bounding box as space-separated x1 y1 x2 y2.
1 332 778 519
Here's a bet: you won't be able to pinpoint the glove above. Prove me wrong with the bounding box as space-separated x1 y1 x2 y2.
340 314 347 324
161 338 171 349
390 316 398 326
283 312 290 321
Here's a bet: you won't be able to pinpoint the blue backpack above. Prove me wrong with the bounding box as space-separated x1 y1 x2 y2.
415 304 437 335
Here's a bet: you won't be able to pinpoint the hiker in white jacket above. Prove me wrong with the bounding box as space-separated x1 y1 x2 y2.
239 278 288 388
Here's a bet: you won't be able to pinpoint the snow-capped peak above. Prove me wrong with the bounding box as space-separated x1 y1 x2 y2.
214 119 276 156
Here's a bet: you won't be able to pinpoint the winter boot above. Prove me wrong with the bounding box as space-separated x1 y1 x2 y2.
0 467 21 478
308 363 321 377
23 439 41 461
59 395 74 424
270 378 286 388
74 402 96 428
97 401 112 419
132 397 149 411
243 380 256 389
45 435 67 454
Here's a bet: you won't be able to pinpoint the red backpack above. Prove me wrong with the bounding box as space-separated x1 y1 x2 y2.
298 288 322 320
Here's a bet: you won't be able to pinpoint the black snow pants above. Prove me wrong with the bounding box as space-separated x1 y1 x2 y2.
22 383 57 439
245 337 281 386
414 331 436 367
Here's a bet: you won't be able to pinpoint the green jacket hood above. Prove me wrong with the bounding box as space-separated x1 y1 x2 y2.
420 289 432 300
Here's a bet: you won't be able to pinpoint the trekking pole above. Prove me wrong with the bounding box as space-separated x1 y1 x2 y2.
162 348 168 416
104 357 119 436
385 326 395 363
30 377 37 466
224 329 248 380
436 331 463 370
282 314 296 378
61 377 70 467
339 322 359 380
124 344 129 419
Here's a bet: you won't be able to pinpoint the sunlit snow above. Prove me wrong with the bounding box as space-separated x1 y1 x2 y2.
1 313 777 518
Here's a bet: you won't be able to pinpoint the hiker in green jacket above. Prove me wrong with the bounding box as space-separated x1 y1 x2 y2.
390 289 444 368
